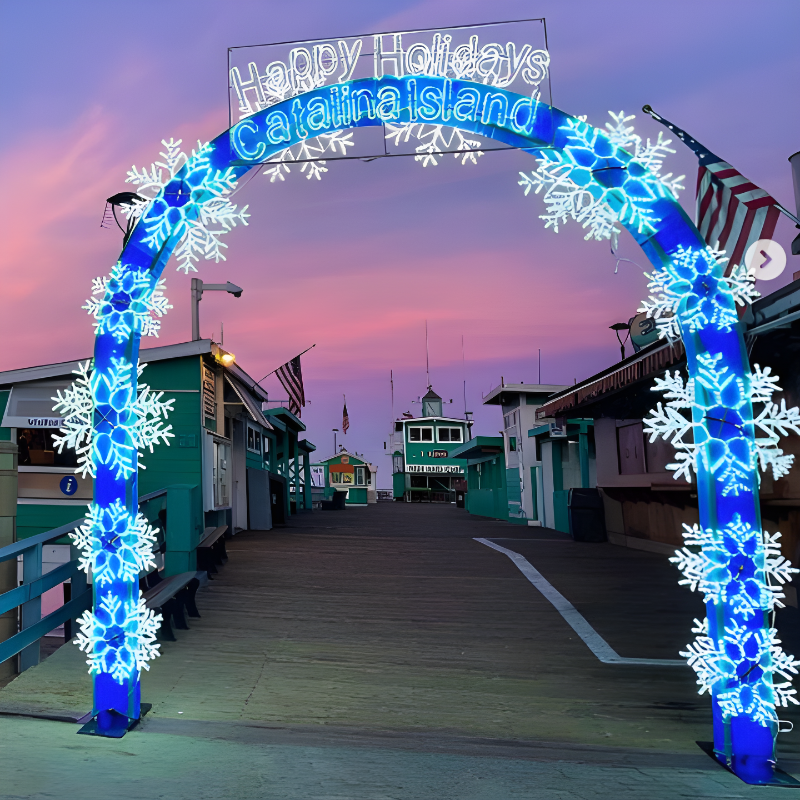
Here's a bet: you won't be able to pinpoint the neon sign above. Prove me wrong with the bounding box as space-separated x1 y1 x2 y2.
229 23 550 122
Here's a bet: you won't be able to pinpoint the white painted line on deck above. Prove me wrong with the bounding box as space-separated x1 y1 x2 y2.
474 538 685 667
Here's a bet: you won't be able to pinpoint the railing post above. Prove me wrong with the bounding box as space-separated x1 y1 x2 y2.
164 484 199 576
19 543 42 671
0 441 17 680
68 543 87 641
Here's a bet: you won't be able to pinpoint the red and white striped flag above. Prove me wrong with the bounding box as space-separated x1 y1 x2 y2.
276 355 305 417
644 106 796 272
342 396 350 434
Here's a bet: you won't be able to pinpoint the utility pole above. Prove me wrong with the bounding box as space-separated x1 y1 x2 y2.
191 279 243 341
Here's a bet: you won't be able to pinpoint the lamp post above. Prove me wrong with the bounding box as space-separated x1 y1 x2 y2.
609 322 631 362
191 280 243 341
332 428 339 456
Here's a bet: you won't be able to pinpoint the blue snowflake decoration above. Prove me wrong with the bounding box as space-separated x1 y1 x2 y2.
671 515 796 619
71 501 158 586
76 592 161 685
640 245 759 341
83 263 171 342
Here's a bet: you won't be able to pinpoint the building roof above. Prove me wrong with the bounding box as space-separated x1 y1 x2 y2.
263 406 306 433
532 277 800 422
312 447 376 470
400 416 472 425
535 339 686 420
482 383 568 405
0 339 270 403
297 439 316 453
422 387 442 401
449 436 504 460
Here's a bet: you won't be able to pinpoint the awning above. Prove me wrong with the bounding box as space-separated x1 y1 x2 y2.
536 340 685 420
224 376 274 431
1 381 72 428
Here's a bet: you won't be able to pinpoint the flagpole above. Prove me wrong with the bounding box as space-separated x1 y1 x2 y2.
256 344 316 385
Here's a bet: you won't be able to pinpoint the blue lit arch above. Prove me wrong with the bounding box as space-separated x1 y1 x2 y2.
89 76 778 783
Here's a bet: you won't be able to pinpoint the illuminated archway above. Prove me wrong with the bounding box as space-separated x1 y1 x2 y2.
60 75 798 783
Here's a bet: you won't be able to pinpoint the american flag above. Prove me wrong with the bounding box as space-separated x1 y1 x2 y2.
276 355 305 417
645 106 790 272
342 396 349 434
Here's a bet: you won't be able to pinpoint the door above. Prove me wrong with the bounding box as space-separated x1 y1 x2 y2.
231 419 248 531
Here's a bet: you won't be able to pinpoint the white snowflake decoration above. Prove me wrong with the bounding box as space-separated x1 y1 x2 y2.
384 123 484 167
75 591 162 684
644 354 800 494
125 138 250 273
71 500 158 586
680 618 799 725
52 359 174 480
645 358 800 493
518 111 685 248
670 515 797 617
83 262 172 341
639 246 760 342
262 131 355 182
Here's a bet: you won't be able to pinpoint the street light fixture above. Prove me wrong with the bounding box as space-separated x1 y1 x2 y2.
105 191 147 246
191 279 243 341
609 322 631 362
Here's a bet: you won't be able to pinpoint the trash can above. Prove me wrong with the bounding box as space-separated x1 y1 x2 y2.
332 489 347 510
456 490 466 508
568 488 607 542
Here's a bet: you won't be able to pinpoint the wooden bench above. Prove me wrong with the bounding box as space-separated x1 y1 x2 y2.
140 571 200 642
197 525 228 578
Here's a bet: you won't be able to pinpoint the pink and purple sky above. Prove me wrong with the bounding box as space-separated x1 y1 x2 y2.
1 1 798 485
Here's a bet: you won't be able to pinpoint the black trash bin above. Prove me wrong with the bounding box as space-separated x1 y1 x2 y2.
568 488 607 542
456 490 466 508
332 489 347 510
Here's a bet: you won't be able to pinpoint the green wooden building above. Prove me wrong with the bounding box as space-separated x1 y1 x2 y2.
389 388 473 502
310 448 378 506
0 339 316 541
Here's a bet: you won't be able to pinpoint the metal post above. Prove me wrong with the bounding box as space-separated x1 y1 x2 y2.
19 543 42 672
0 441 18 680
68 543 87 641
191 278 203 341
578 430 590 488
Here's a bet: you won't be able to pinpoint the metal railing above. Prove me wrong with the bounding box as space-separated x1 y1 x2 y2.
0 488 172 674
0 519 88 671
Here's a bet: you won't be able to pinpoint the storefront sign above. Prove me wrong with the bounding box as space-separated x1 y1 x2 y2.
26 417 63 428
427 450 448 458
407 464 464 474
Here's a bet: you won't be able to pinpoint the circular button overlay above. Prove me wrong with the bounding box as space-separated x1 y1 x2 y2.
745 239 786 281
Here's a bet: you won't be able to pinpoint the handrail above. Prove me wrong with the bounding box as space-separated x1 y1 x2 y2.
0 489 169 564
139 488 168 504
0 519 83 563
0 483 173 674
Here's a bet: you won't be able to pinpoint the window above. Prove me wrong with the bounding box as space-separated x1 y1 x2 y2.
392 454 405 473
409 427 433 442
395 422 403 432
355 466 365 485
246 424 263 454
437 427 462 443
509 436 517 452
16 428 77 468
